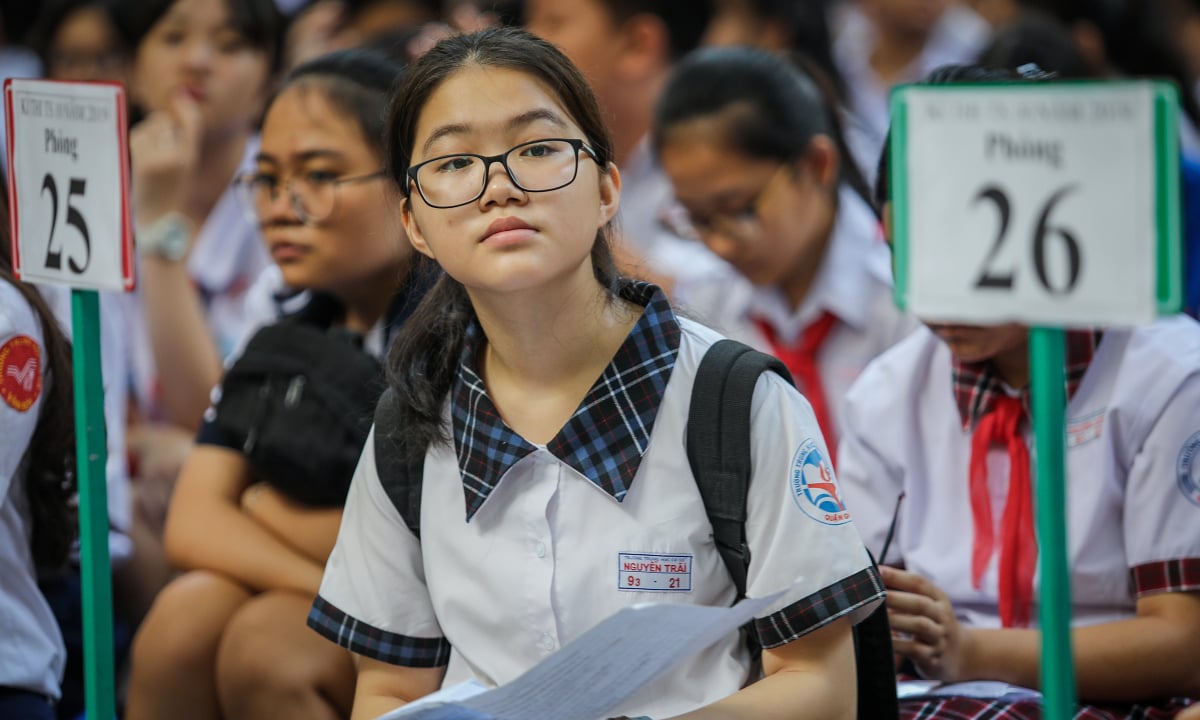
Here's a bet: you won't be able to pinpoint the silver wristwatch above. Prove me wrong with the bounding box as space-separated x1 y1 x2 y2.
137 212 191 261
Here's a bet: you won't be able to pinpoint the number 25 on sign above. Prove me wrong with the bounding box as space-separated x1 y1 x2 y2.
5 78 134 291
888 81 1181 327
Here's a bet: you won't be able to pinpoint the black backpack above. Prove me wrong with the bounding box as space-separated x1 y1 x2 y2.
373 339 898 718
213 317 385 507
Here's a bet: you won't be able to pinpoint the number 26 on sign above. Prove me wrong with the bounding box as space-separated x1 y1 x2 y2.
971 183 1080 296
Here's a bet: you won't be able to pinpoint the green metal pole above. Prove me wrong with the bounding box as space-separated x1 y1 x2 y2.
1028 327 1076 720
71 288 114 720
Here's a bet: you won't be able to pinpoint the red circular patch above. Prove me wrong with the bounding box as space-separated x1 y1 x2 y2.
0 335 42 412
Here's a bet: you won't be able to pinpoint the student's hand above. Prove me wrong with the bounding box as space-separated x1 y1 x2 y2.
881 565 975 683
130 91 203 225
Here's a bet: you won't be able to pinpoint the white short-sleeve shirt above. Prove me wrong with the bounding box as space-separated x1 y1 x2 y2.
675 186 917 443
312 285 882 719
0 281 66 699
838 318 1200 629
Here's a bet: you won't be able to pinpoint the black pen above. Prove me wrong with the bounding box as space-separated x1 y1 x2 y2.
878 491 905 566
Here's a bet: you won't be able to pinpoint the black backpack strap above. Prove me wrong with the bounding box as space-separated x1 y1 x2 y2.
686 338 898 719
855 550 900 719
373 387 424 539
686 339 791 601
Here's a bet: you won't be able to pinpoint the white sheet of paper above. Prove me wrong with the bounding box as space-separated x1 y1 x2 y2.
384 591 784 720
896 679 940 698
928 681 1042 701
383 680 489 718
896 679 1042 702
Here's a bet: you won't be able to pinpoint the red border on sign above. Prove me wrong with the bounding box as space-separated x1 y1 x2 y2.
115 84 134 291
5 79 22 279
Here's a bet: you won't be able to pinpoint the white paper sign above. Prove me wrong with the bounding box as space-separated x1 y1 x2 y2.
5 79 134 291
897 83 1161 326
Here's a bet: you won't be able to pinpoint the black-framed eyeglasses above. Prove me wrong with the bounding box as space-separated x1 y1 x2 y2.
235 168 388 226
662 163 792 243
406 138 601 209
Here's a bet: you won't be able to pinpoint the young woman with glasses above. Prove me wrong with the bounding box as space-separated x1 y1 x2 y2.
653 46 916 461
124 48 425 720
308 27 884 720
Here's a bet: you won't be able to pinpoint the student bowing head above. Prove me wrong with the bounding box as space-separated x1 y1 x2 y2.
653 46 870 305
875 63 1034 385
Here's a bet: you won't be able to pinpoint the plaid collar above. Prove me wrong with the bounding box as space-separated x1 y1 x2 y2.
450 282 681 521
952 330 1101 430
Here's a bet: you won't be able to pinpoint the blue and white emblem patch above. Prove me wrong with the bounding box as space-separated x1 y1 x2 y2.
790 438 851 525
1177 431 1200 508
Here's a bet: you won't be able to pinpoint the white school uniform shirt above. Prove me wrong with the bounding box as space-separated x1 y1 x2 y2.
124 136 270 419
675 186 917 442
311 285 883 719
0 281 66 699
838 318 1200 630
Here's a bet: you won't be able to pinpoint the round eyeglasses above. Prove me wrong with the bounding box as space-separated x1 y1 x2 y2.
406 138 601 209
235 169 388 226
662 164 792 244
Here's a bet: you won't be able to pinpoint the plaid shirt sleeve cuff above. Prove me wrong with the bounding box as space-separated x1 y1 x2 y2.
754 566 885 649
1131 559 1200 597
308 595 451 667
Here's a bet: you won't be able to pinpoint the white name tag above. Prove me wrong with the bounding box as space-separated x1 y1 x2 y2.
618 552 692 592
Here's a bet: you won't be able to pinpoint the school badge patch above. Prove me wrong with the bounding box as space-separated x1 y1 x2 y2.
790 438 851 525
0 335 42 412
1177 431 1200 508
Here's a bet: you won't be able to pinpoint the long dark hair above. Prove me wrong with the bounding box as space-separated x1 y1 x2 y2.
384 27 626 457
0 196 77 573
652 45 875 213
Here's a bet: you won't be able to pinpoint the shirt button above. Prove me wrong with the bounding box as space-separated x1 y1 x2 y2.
539 632 555 652
534 541 546 558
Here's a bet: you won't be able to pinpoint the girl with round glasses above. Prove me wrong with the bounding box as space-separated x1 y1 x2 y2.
653 46 916 460
126 48 424 720
309 27 882 719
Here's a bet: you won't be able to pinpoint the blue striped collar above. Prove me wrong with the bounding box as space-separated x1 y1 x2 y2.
450 282 681 521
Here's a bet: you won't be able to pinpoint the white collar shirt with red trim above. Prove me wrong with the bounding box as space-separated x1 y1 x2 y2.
676 186 917 442
838 317 1200 633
